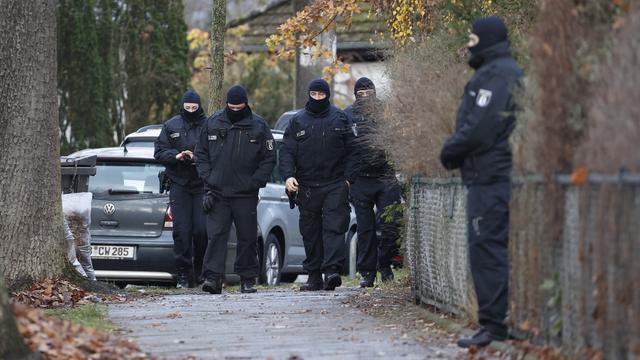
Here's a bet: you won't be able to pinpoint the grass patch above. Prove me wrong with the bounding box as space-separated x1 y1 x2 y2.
45 304 116 332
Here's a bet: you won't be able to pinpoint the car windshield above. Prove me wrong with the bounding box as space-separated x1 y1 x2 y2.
89 162 164 194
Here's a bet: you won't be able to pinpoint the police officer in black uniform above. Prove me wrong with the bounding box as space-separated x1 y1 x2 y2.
154 90 208 288
344 77 402 288
440 17 523 348
195 85 276 294
280 79 355 291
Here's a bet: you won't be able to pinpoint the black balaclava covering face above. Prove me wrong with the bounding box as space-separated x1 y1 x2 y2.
353 77 380 117
306 79 331 114
180 90 204 123
354 77 375 97
225 85 252 123
468 16 509 69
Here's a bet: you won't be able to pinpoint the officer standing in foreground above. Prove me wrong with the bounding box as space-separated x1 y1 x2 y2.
154 90 208 288
344 77 402 288
440 17 523 348
195 85 276 294
280 79 355 291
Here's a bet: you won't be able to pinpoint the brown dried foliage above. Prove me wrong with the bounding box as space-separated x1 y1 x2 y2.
11 278 126 308
378 34 470 177
577 6 640 172
13 303 154 360
519 0 582 175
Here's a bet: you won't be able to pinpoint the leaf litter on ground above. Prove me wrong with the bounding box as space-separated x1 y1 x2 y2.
10 277 153 359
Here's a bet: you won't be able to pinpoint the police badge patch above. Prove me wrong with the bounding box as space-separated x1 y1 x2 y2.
266 139 274 151
476 89 492 107
170 132 180 138
208 135 217 141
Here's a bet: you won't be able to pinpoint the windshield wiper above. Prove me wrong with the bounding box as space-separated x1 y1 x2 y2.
108 188 140 194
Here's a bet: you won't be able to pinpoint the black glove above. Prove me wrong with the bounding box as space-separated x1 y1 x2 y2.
203 190 220 213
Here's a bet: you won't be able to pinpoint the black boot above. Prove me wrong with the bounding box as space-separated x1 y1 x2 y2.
176 272 189 289
457 328 506 348
300 272 323 291
202 277 223 294
359 272 376 288
324 272 342 291
380 267 394 282
241 278 257 293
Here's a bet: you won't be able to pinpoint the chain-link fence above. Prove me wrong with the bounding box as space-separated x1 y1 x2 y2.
407 174 640 358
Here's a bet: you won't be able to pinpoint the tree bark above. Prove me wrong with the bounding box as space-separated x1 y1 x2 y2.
0 277 32 359
208 0 226 113
0 0 64 287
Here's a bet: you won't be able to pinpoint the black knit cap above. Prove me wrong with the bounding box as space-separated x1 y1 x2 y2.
308 79 331 98
470 16 508 54
354 77 375 95
226 85 248 105
182 90 201 105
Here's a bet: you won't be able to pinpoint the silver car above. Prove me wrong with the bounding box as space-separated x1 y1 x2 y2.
73 130 356 286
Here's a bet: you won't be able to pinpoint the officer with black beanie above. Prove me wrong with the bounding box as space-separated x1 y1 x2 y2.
279 78 356 291
154 89 208 288
195 85 276 294
440 16 523 348
344 77 402 288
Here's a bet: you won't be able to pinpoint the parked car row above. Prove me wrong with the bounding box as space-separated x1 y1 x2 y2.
73 126 358 287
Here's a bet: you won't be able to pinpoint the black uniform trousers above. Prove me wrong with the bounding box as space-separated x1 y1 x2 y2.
202 196 259 280
466 182 511 337
350 176 401 273
297 180 350 274
169 182 207 277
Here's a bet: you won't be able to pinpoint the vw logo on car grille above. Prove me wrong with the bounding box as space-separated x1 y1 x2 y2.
103 203 116 216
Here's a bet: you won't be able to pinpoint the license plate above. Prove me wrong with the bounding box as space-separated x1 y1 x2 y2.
91 245 136 259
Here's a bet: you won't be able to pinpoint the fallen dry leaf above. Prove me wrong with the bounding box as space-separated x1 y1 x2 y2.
13 302 156 359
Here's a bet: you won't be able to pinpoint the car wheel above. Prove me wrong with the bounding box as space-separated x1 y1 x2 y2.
341 230 357 276
260 233 282 286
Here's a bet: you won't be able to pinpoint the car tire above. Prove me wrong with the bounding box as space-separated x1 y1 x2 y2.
260 233 282 286
341 230 357 276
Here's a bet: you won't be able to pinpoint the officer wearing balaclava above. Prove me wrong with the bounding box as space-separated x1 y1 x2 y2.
440 16 524 348
155 90 208 289
195 85 276 295
279 79 356 292
344 77 402 288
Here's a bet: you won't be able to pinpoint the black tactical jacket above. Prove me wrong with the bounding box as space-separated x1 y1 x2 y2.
154 114 206 186
440 41 524 186
195 109 276 197
344 99 394 182
279 105 355 187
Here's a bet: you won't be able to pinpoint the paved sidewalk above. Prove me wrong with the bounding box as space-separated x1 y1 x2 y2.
109 287 461 359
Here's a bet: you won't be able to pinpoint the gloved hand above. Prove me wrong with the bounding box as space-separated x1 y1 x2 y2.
203 190 220 213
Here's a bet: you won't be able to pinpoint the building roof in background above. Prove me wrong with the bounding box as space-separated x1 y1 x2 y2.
226 0 390 55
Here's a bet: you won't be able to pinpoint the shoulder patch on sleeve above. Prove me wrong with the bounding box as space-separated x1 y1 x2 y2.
476 89 493 107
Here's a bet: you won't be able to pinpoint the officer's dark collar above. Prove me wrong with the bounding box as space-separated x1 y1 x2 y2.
468 41 512 70
180 108 206 127
220 109 254 127
304 103 332 117
352 97 382 116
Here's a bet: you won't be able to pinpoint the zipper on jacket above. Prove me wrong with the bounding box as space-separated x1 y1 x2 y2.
236 127 242 158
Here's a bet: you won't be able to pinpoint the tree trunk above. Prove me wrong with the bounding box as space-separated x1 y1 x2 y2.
0 277 32 359
293 0 337 109
0 0 64 287
208 0 226 113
